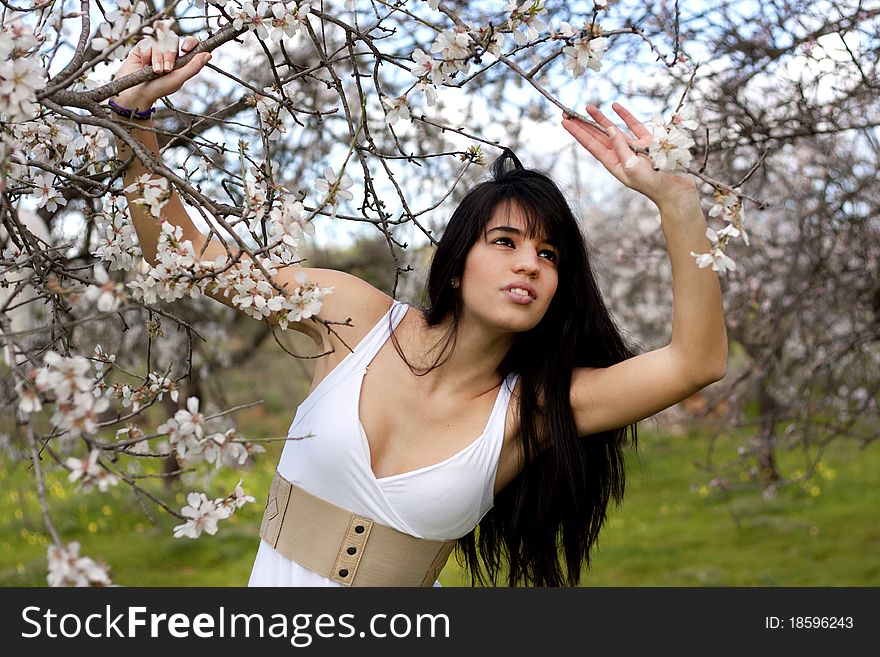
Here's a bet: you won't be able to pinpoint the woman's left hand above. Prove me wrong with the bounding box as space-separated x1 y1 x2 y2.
561 103 698 210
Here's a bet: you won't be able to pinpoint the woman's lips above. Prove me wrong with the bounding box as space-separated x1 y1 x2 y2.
502 289 534 304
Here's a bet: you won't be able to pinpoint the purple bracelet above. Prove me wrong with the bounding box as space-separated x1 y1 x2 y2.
107 98 157 120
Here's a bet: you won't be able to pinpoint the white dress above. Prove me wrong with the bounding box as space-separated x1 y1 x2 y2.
247 299 518 586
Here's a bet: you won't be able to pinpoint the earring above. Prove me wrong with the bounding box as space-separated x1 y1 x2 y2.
451 277 460 289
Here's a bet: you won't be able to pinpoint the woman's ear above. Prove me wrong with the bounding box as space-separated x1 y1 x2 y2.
451 277 460 289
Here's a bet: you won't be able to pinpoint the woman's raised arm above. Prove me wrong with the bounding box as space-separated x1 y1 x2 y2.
110 37 390 351
111 36 213 264
562 103 728 436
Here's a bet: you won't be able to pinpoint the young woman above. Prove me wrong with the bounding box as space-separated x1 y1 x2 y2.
111 36 727 587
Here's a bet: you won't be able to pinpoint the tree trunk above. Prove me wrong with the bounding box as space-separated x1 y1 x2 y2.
755 377 782 483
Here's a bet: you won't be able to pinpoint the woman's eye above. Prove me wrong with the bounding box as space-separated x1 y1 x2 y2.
491 237 556 262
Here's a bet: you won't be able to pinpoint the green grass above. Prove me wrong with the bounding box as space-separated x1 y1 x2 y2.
439 427 879 587
2 425 877 587
582 431 879 586
2 335 877 586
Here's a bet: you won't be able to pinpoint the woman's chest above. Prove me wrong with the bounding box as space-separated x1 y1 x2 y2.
358 364 503 481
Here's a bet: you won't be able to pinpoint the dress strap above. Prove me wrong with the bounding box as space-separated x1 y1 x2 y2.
348 299 408 370
287 299 409 423
477 370 519 519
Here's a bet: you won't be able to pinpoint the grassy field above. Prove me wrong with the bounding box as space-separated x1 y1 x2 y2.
2 333 877 587
2 421 877 587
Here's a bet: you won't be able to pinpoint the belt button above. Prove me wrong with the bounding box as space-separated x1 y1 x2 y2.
355 525 365 533
347 546 357 555
339 568 349 578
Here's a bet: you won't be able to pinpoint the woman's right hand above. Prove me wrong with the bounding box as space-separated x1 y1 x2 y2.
111 35 212 112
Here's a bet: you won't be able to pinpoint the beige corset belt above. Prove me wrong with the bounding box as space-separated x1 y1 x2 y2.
258 470 457 587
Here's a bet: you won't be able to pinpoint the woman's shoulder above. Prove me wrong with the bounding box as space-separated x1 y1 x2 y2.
298 268 395 355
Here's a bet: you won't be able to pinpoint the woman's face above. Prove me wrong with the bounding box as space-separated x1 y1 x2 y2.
459 201 559 333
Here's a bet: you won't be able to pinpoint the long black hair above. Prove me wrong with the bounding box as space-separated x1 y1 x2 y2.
395 149 639 586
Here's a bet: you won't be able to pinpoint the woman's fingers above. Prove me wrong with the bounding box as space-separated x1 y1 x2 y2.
181 36 199 55
150 34 179 73
582 121 612 149
582 105 632 165
603 124 637 167
586 104 624 137
132 40 151 68
163 47 176 72
566 103 656 176
168 52 212 85
151 43 162 73
562 115 617 170
588 103 655 170
139 35 201 76
588 103 649 146
585 104 611 125
611 102 652 141
111 36 210 110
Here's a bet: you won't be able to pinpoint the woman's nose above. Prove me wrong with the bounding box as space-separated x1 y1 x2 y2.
513 250 540 276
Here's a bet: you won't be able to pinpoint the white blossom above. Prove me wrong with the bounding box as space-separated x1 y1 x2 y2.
32 174 67 212
107 0 148 35
431 27 471 75
201 429 252 467
51 391 110 438
126 222 204 304
228 480 256 509
91 21 126 53
158 396 207 461
410 48 444 101
83 264 125 312
411 48 437 80
0 14 41 61
255 91 293 141
689 247 736 273
116 425 151 455
314 166 354 206
266 196 312 264
270 1 310 41
555 21 577 39
172 492 232 539
672 109 699 132
562 36 608 77
232 1 272 40
94 208 140 271
415 81 438 107
648 119 695 171
230 276 277 318
709 189 749 246
15 379 42 414
718 222 747 244
35 351 93 400
0 18 45 122
176 396 206 439
506 1 548 46
475 26 505 58
93 345 116 374
123 174 170 218
280 271 331 327
47 542 112 587
381 95 411 125
147 372 179 403
66 450 119 492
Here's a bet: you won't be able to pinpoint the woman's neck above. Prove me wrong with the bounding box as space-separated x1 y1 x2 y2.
405 309 514 398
